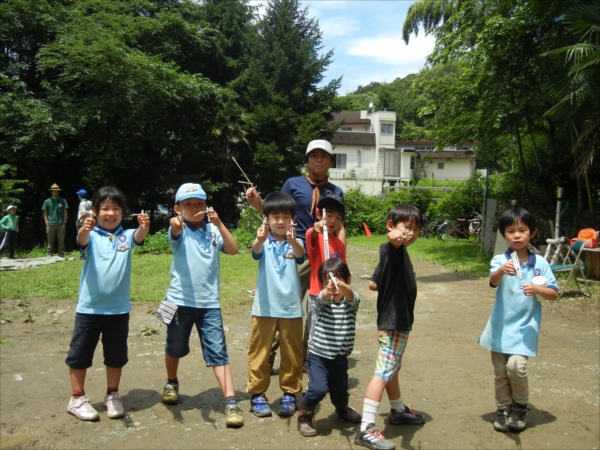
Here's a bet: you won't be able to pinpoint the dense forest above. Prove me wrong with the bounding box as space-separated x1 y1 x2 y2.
1 0 598 248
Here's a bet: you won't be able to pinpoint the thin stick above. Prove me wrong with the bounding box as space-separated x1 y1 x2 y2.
194 208 211 222
323 208 329 260
232 157 262 202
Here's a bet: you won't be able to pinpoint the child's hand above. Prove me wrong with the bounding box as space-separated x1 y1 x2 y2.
207 207 220 226
170 213 185 232
501 260 517 276
137 211 150 230
82 215 96 231
313 220 323 234
521 283 537 297
286 223 296 241
387 230 406 245
256 220 269 243
322 279 338 301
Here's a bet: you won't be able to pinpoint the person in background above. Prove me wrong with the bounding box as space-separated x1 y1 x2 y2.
76 189 92 260
42 183 69 258
0 205 19 259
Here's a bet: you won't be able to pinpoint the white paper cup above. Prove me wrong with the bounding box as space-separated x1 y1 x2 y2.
531 276 547 302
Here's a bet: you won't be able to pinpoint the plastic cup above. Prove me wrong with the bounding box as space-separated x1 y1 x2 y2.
531 276 547 302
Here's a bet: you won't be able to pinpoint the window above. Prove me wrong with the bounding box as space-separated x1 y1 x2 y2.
410 157 415 169
340 127 352 132
332 154 346 169
384 150 400 177
380 123 394 135
437 163 444 170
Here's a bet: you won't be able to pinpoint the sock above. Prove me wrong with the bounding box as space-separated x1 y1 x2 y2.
360 398 380 431
107 387 119 395
390 397 405 412
225 396 237 407
167 377 178 385
72 390 85 399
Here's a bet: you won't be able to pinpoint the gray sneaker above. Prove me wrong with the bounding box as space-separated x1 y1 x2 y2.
354 423 396 450
507 403 529 431
493 405 511 432
387 405 425 425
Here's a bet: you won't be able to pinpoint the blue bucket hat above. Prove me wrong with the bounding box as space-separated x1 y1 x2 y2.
175 183 207 203
76 189 87 197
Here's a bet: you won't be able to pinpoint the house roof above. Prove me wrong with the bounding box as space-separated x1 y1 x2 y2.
332 111 371 125
417 150 476 160
331 131 376 147
396 140 476 147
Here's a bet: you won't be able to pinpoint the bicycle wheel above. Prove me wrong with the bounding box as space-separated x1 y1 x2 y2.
439 223 457 243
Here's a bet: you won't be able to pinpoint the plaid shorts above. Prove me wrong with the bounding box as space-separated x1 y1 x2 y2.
374 330 410 382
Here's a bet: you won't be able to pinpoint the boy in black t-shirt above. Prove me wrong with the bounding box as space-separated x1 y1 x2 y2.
354 204 426 450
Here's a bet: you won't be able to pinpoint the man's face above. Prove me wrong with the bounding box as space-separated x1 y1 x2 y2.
307 149 333 179
51 190 59 198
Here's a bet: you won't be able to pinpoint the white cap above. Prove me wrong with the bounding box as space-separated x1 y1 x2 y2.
306 139 333 156
6 205 16 211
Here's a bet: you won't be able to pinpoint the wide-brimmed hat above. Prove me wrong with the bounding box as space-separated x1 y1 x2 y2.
49 183 61 191
306 140 333 156
175 183 207 203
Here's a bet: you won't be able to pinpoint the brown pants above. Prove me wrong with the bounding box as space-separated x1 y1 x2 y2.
491 351 529 406
248 316 303 395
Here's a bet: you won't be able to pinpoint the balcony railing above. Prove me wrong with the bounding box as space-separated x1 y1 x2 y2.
329 167 383 180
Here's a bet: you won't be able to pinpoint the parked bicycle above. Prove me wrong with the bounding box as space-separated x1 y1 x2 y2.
437 212 482 243
421 215 442 239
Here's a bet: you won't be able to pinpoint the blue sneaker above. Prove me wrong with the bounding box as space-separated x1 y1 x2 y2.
279 393 297 417
250 394 272 417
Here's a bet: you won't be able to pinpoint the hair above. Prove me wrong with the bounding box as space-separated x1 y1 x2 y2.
387 204 422 228
498 206 536 236
318 258 351 284
263 192 296 217
91 186 128 214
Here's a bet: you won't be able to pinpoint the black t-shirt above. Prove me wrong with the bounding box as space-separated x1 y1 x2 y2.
370 242 417 331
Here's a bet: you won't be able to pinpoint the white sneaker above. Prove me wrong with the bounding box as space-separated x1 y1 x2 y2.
103 392 125 419
67 395 99 421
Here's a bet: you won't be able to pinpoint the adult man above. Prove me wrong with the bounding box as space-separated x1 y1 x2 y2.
246 139 345 369
42 183 69 257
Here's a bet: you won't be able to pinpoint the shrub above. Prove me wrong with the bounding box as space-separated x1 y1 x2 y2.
232 206 262 248
135 229 171 254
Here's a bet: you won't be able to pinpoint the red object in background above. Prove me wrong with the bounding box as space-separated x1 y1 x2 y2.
363 222 372 238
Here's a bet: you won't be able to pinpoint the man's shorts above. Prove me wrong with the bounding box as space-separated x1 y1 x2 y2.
374 330 410 382
65 313 129 369
165 306 229 367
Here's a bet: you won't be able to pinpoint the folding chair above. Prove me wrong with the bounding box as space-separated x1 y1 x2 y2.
550 240 591 298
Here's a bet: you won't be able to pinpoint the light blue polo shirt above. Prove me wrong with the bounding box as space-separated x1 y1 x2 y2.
77 226 143 314
478 249 558 357
252 235 304 318
165 221 224 309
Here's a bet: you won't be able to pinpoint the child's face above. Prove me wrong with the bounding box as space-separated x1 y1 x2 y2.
94 199 122 232
318 209 344 233
266 212 295 239
387 219 420 247
503 219 535 251
8 208 16 216
175 198 206 225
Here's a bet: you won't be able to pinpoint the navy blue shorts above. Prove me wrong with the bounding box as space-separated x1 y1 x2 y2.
65 313 129 369
165 307 229 367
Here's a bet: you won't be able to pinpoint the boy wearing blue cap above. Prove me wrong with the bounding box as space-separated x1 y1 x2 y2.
156 183 243 428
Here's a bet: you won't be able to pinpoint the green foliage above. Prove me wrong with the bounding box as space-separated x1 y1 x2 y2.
139 326 159 336
343 187 387 236
135 229 172 255
232 206 262 248
427 174 484 220
0 165 27 211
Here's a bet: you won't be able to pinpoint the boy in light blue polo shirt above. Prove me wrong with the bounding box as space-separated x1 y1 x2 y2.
478 206 558 433
247 192 305 418
157 183 244 428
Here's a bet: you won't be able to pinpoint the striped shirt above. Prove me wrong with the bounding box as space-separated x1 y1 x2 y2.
308 291 360 359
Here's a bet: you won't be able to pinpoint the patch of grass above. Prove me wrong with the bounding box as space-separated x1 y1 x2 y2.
348 234 491 279
0 338 13 346
139 326 160 336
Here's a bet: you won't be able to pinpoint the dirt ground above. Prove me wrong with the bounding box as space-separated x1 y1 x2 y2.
1 245 599 450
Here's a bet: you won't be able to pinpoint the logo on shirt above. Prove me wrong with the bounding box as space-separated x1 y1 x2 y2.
118 235 127 242
534 268 541 276
117 244 129 252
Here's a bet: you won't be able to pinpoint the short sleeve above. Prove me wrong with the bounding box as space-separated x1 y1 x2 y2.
490 254 505 275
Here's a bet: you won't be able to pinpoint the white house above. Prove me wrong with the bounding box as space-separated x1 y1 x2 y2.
329 110 476 195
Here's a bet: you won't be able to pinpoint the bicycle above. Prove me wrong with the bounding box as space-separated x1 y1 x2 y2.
438 212 482 243
421 215 442 239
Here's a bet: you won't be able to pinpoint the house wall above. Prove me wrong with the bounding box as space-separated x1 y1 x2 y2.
422 159 473 180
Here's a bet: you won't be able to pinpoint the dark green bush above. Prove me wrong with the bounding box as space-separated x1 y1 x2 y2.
232 206 262 248
135 229 172 254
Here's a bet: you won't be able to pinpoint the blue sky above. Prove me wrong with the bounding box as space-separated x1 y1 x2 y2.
250 0 436 94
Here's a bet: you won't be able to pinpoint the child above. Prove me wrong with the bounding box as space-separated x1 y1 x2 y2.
248 192 305 417
65 186 149 421
304 193 346 358
0 205 19 259
355 204 425 450
478 206 558 432
156 183 243 428
297 258 361 437
75 189 92 260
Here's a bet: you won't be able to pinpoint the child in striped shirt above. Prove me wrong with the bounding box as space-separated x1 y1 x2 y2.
297 258 362 437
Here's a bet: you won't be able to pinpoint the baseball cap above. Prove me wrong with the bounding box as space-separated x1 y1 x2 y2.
76 189 87 197
317 192 345 212
306 139 333 156
175 183 207 203
6 205 17 211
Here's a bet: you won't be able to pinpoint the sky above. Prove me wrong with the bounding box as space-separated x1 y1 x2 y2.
250 0 436 95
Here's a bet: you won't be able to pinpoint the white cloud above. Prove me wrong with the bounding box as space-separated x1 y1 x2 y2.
347 33 436 65
319 16 360 39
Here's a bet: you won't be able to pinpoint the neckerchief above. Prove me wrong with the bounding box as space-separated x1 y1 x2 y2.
305 173 329 216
